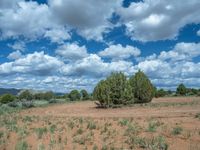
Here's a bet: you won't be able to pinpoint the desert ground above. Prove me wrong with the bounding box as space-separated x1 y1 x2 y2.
0 97 200 150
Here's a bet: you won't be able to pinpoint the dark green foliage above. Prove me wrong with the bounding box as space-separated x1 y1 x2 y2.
18 90 33 101
176 84 187 96
68 90 81 101
107 72 134 105
94 71 154 107
33 93 43 100
171 126 183 135
122 80 134 105
155 89 168 98
129 70 154 103
80 89 89 100
197 91 200 97
0 94 15 104
32 91 55 100
93 72 134 107
186 88 198 96
93 80 110 107
42 91 54 100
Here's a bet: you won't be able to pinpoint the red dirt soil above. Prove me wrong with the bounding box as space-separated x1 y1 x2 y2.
1 97 200 150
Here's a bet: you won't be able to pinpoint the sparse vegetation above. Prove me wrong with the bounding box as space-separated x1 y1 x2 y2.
0 96 199 149
195 113 200 120
172 126 183 135
35 127 48 139
15 140 29 150
147 120 161 132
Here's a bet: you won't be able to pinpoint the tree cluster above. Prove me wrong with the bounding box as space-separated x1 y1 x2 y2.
154 88 172 98
67 89 90 101
18 90 55 101
176 83 200 96
93 71 154 108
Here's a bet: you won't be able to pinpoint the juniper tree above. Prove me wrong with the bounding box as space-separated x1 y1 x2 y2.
93 72 134 107
93 80 110 107
80 89 89 100
68 90 81 101
176 83 187 96
129 70 154 103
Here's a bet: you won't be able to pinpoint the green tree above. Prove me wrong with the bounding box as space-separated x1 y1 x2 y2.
0 94 15 104
176 83 187 96
129 70 154 103
43 91 54 100
18 90 33 101
68 90 81 101
122 80 134 104
93 72 134 107
155 89 168 98
107 72 134 105
80 89 89 100
93 80 110 107
34 93 43 100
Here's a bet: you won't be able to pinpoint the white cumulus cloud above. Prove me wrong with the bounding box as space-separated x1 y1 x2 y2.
56 43 88 61
98 44 141 60
117 0 200 41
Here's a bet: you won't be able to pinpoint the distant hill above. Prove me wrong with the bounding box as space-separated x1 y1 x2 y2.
0 88 21 95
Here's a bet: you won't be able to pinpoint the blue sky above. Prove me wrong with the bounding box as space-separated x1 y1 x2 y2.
0 0 200 92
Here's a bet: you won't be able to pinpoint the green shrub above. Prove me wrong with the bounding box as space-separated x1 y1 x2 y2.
118 119 130 126
81 89 90 100
147 120 160 132
129 70 154 103
195 113 200 119
18 90 33 101
155 89 168 98
8 101 20 107
68 90 81 101
22 101 34 108
176 84 187 96
0 105 19 115
35 127 48 139
87 120 96 130
33 100 49 107
171 126 183 135
135 136 168 150
0 94 15 104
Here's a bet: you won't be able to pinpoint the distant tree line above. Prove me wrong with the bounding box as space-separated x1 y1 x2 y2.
0 88 91 105
0 72 200 107
154 83 200 98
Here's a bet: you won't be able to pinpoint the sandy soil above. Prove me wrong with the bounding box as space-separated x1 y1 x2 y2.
0 97 200 150
21 97 200 118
